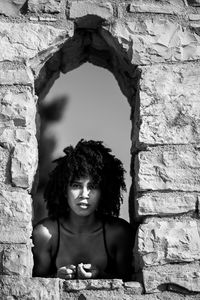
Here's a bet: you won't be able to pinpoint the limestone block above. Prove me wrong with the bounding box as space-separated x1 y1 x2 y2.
0 22 72 62
0 276 60 300
69 2 113 20
138 219 200 266
107 17 200 64
62 291 200 300
188 0 200 6
0 63 34 85
62 289 125 300
135 145 200 192
11 139 38 189
1 87 36 128
0 243 33 276
133 63 200 146
143 262 200 293
0 128 34 149
28 0 62 13
124 281 144 295
63 279 123 292
129 0 186 14
0 189 32 223
136 192 198 216
0 221 32 243
0 147 10 183
0 0 26 16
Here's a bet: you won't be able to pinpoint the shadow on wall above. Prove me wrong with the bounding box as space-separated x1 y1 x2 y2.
33 95 68 225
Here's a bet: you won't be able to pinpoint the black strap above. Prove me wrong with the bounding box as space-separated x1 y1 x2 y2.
102 220 112 262
54 218 60 262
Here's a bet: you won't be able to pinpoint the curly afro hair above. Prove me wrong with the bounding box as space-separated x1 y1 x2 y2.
44 139 126 218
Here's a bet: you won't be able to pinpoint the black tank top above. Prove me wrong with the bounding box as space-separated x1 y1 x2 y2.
50 218 116 277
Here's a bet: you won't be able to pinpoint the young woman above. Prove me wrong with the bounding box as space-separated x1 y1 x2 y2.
32 139 135 281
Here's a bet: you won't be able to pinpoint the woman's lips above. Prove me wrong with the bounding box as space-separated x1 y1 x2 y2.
78 203 89 209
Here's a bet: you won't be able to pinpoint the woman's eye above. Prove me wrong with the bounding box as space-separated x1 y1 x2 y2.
71 183 81 188
88 184 97 190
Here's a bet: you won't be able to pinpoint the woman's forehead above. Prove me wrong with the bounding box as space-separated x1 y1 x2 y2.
72 176 94 183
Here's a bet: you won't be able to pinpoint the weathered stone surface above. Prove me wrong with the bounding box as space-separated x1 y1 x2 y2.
0 0 26 16
0 22 72 62
124 281 144 295
0 147 10 183
135 145 200 192
0 63 34 85
136 192 198 216
138 219 200 266
0 189 32 222
63 279 123 292
129 0 186 14
62 289 125 300
0 276 60 300
143 262 200 293
1 87 36 128
0 128 34 150
28 0 62 13
69 2 113 20
0 243 33 276
107 17 200 64
0 221 32 243
133 63 200 147
188 0 200 6
11 139 38 189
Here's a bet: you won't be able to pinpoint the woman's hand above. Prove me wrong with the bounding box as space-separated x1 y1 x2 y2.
77 263 99 279
56 265 76 279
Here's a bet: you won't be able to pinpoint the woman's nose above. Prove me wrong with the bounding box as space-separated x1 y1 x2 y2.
80 186 89 198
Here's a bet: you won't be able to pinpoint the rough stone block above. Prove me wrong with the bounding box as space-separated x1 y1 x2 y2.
0 128 34 150
1 87 36 128
124 281 144 295
0 147 10 184
0 243 33 276
129 0 186 14
69 2 113 20
138 219 200 266
0 189 32 223
0 221 32 243
188 0 200 6
0 62 34 85
62 289 125 300
136 192 198 216
0 0 26 16
63 279 123 292
133 63 200 147
107 17 200 64
135 145 200 192
28 0 62 13
11 139 38 189
0 22 72 62
0 276 60 300
143 262 200 293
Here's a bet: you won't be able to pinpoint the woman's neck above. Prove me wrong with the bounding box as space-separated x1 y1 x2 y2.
61 212 101 234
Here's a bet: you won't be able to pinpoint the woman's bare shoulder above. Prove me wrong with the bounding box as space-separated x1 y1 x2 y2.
105 216 133 238
32 217 58 241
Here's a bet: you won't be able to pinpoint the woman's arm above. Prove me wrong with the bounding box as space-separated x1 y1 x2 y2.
32 222 53 277
110 219 135 281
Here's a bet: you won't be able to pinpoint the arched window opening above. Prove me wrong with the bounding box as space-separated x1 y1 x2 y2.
33 62 132 224
32 26 139 227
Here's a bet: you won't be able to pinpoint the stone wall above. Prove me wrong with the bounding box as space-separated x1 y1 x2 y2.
0 0 200 299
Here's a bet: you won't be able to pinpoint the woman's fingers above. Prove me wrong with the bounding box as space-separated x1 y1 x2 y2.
77 263 99 279
57 265 76 279
77 263 92 279
82 263 92 270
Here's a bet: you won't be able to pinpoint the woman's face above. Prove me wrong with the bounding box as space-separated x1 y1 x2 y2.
67 177 101 217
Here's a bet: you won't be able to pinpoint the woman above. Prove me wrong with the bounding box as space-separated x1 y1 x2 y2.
32 139 134 281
